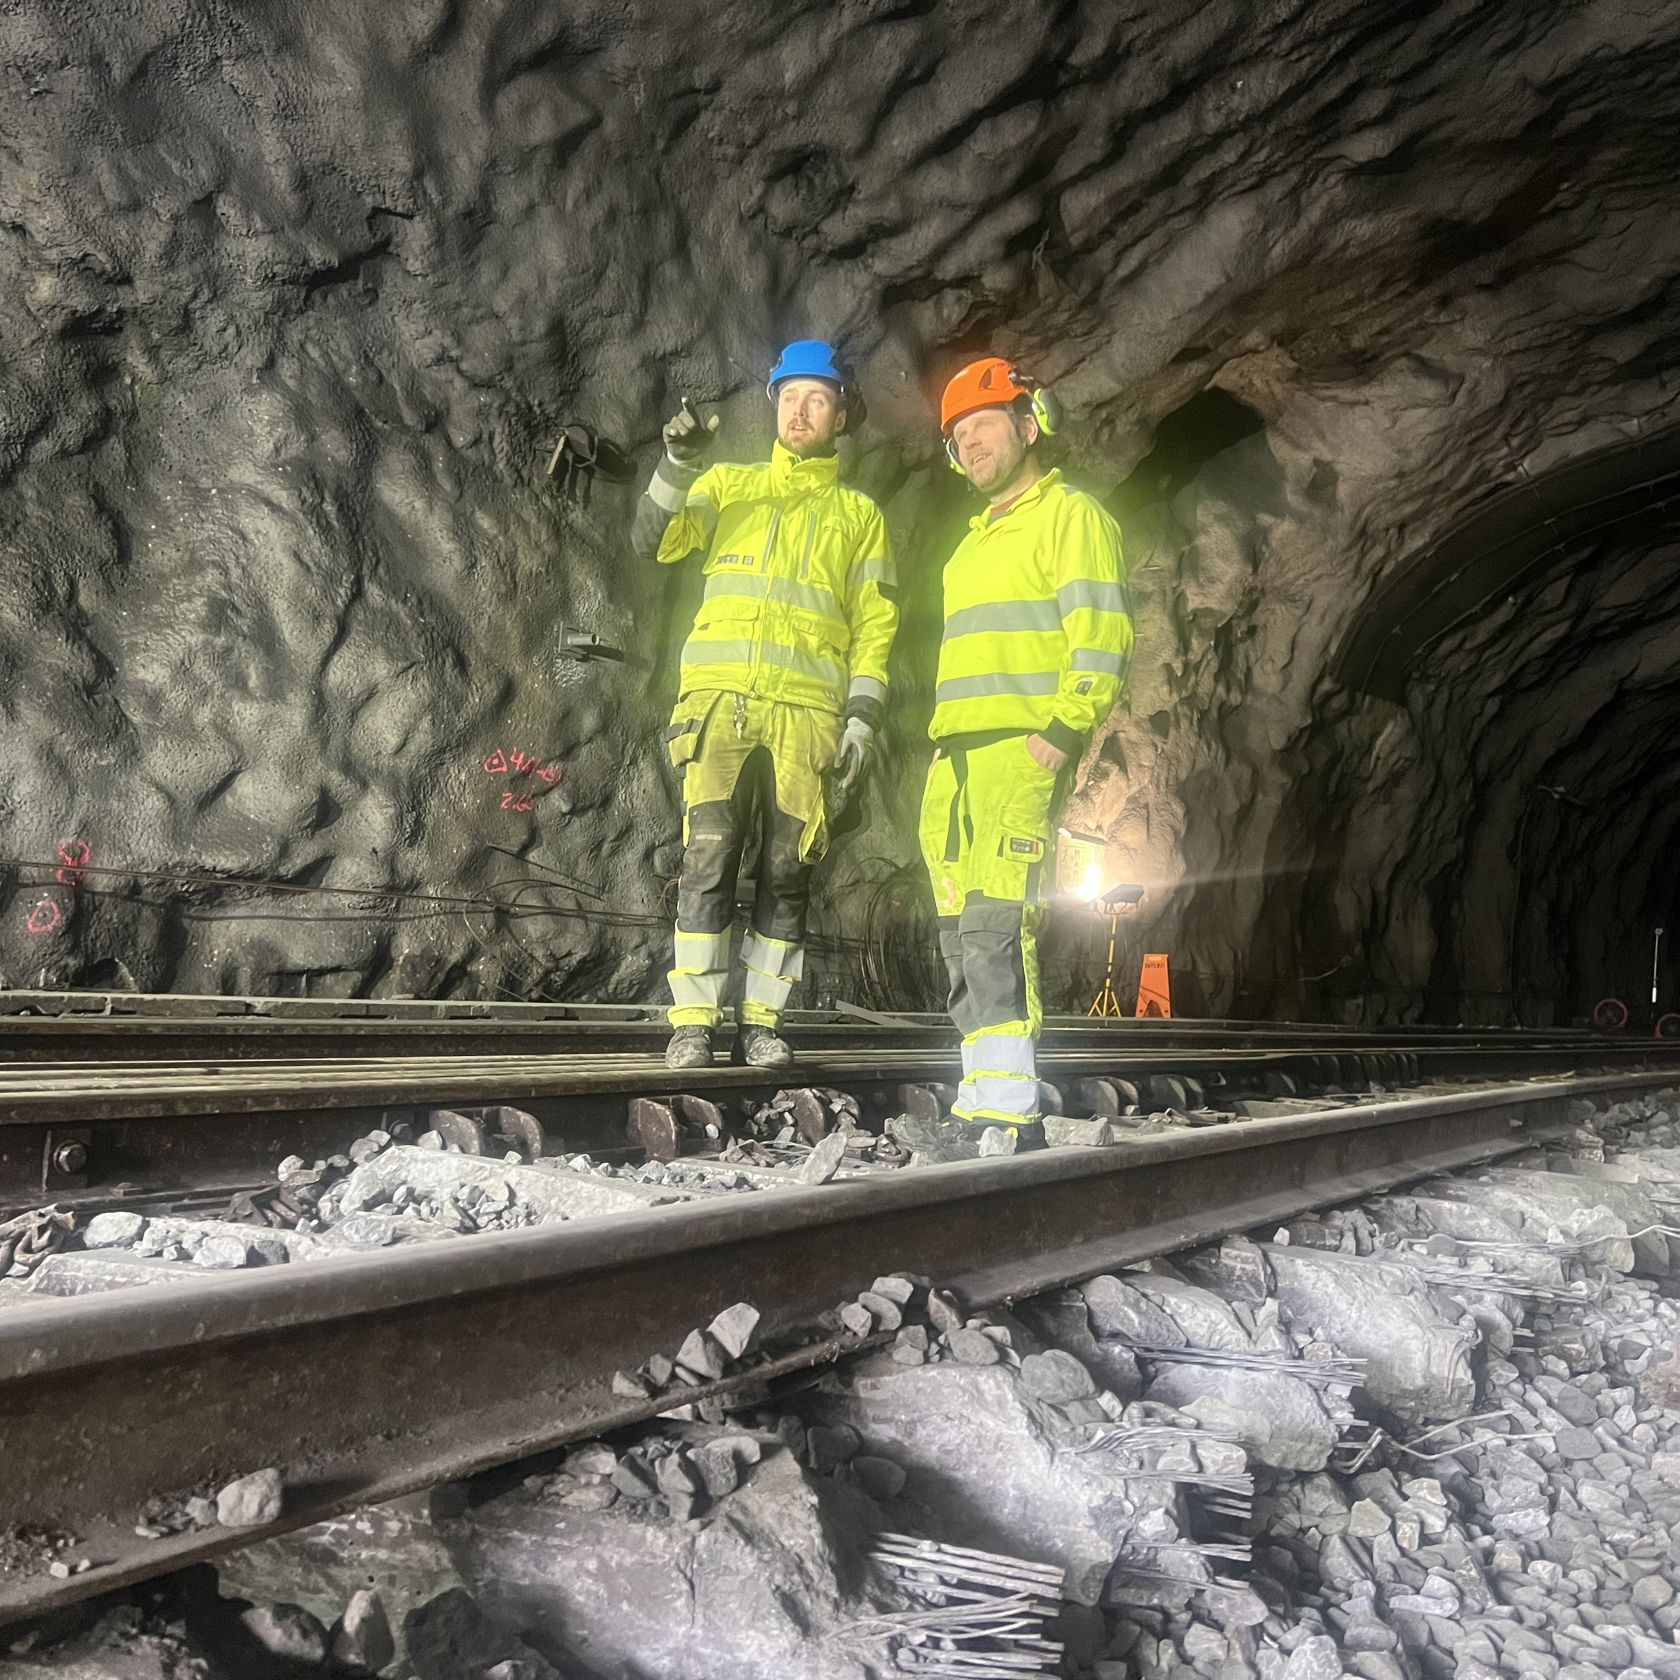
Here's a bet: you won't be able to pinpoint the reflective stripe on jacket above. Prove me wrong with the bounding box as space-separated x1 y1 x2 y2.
657 442 897 719
929 470 1131 753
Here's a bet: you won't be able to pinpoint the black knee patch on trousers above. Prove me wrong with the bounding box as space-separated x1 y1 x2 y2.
958 894 1029 1028
754 808 811 944
677 745 813 944
937 915 976 1037
677 800 748 935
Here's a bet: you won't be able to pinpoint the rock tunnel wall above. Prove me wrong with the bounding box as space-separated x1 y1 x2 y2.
1 0 1678 1019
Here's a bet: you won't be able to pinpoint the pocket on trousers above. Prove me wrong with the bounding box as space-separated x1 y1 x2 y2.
665 694 720 770
983 825 1048 905
918 757 958 867
1017 735 1058 781
999 738 1058 834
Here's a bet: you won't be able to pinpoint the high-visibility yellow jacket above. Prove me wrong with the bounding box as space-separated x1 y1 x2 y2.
929 469 1131 757
654 443 898 721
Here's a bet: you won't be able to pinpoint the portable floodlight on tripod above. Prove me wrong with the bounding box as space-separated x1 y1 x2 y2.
1088 884 1145 1018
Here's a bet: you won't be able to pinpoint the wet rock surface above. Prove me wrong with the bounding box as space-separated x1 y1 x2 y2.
0 4 1675 1022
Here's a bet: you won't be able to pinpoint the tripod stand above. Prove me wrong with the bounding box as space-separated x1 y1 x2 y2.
1088 905 1127 1018
1084 883 1145 1018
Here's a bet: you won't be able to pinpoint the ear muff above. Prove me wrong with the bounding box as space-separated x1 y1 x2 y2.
1028 384 1062 437
946 437 966 476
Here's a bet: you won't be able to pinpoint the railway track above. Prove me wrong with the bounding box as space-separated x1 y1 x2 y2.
3 991 1679 1628
2 988 1675 1209
0 983 1664 1057
2 1052 1679 1626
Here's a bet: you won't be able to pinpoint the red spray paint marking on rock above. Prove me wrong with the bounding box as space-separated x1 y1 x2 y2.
483 750 563 785
23 839 91 935
55 838 91 886
26 897 61 935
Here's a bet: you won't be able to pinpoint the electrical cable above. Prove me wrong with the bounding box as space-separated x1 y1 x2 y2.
0 855 671 933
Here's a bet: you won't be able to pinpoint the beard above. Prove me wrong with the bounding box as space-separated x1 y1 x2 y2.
967 442 1024 494
780 429 838 459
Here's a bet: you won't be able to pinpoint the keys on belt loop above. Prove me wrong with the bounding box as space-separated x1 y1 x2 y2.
733 693 747 738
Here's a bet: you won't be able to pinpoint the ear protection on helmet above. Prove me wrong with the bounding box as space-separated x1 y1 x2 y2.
1026 381 1062 437
944 369 1061 476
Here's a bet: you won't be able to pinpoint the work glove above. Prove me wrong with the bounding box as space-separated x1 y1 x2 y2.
663 398 720 467
830 718 875 787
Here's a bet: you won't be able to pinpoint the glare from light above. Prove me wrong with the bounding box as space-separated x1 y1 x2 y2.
1057 828 1109 904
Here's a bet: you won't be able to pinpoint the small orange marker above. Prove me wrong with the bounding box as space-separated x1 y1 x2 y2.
1134 953 1172 1018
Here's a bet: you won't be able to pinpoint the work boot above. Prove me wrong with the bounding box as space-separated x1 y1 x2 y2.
887 1112 988 1163
887 1113 1047 1164
993 1118 1047 1154
664 1026 713 1070
738 1024 794 1069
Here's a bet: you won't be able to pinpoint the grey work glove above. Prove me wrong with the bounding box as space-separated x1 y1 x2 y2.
663 398 720 467
831 717 875 783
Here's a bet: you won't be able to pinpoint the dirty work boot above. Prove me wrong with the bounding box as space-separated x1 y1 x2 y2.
992 1118 1047 1154
665 1026 713 1070
738 1024 794 1069
887 1112 989 1163
888 1113 1047 1163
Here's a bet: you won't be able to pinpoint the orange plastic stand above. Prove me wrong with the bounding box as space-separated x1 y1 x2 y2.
1134 953 1172 1018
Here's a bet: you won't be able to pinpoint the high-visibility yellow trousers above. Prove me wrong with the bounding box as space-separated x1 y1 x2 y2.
917 736 1064 1126
665 691 840 1030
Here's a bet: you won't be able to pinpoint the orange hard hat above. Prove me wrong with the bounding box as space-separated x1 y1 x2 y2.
940 357 1034 435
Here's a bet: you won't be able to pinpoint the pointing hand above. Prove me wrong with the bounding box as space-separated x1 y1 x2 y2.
663 398 720 466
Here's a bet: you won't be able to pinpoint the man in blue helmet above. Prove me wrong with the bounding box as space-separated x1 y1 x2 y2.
631 342 899 1069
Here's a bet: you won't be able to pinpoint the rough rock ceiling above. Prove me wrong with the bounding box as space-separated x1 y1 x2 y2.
1 0 1677 1021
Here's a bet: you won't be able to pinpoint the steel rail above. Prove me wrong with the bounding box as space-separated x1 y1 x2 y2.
0 1013 1644 1065
0 986 1649 1057
0 1068 1672 1625
0 984 1642 1034
6 1035 1677 1209
1 1040 1673 1124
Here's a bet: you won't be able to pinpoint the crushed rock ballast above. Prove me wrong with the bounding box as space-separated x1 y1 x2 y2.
10 1089 1680 1679
0 1074 1451 1305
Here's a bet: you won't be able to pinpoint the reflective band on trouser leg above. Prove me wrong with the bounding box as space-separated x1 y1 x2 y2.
739 928 804 1028
953 1029 1040 1123
668 928 731 1028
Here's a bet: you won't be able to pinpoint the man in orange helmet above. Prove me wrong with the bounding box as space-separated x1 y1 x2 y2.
895 358 1132 1158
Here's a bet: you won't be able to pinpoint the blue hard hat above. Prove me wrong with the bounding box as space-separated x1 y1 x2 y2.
766 339 848 396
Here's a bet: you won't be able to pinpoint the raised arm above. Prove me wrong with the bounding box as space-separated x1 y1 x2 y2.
630 400 721 564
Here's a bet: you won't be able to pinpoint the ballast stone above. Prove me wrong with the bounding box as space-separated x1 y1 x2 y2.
217 1467 284 1528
